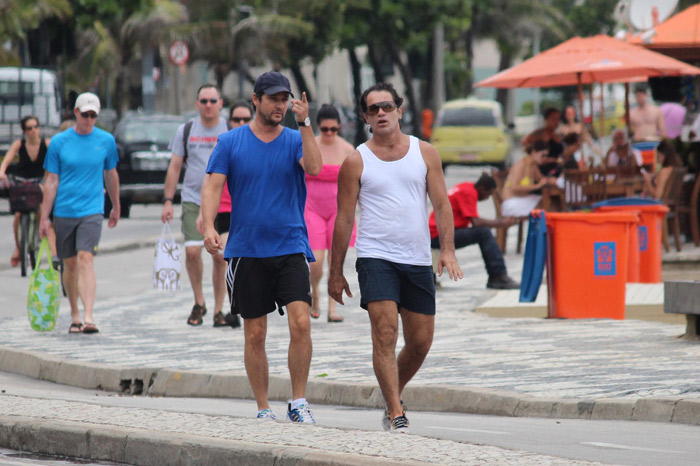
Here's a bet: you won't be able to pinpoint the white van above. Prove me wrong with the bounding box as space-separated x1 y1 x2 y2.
0 67 63 152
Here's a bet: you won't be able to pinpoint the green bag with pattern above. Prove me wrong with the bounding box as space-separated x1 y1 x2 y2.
27 237 61 332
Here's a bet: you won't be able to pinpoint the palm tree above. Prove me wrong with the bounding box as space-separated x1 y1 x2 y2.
0 0 72 65
67 0 187 115
468 0 570 112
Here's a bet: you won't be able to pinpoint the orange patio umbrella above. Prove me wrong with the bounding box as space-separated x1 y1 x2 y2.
629 3 700 60
476 34 700 89
476 34 700 138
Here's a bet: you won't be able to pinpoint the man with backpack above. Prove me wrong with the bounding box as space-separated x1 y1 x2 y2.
161 84 230 328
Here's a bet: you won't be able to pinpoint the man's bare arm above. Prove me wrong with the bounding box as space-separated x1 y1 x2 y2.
328 151 362 304
201 173 226 256
421 141 463 281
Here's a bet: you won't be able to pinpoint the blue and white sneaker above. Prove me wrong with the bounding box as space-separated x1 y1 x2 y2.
382 399 406 431
287 402 316 423
256 408 277 420
389 414 410 434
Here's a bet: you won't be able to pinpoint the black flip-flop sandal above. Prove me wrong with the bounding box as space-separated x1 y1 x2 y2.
68 323 83 334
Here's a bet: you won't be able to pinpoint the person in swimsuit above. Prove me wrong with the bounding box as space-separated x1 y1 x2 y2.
304 104 356 322
501 140 556 217
0 115 56 267
523 107 564 177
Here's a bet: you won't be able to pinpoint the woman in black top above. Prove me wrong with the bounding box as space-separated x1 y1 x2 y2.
0 115 52 267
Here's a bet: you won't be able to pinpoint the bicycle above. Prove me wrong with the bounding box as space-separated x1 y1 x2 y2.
8 174 43 277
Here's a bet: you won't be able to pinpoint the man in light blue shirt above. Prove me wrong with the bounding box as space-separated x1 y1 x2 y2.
40 92 120 335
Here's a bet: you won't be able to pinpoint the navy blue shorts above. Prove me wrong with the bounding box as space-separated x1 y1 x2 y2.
355 257 435 315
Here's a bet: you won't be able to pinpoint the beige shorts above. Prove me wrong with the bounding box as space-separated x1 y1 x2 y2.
181 202 203 246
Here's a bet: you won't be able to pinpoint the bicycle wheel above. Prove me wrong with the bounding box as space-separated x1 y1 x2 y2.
19 213 29 277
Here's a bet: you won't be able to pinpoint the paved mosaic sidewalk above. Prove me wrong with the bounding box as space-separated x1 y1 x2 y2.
0 394 610 466
0 241 698 401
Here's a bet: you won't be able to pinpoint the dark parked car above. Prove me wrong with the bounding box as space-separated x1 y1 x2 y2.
110 113 185 217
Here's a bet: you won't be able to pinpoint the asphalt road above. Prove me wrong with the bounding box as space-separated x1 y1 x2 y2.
1 370 699 466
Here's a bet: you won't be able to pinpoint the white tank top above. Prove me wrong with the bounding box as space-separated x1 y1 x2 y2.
356 136 432 266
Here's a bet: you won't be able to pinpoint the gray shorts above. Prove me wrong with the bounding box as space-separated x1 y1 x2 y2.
54 214 103 259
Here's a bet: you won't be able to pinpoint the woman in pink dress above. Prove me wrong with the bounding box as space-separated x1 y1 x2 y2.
305 105 356 322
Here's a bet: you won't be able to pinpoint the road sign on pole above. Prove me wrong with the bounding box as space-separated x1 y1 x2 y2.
169 41 189 66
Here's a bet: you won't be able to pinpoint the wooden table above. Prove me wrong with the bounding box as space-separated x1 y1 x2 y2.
604 177 645 199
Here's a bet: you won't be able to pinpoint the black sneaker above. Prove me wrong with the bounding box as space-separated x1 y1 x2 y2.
486 274 520 290
389 414 410 434
224 312 241 328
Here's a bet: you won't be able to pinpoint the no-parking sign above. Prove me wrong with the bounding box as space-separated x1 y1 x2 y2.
169 41 189 66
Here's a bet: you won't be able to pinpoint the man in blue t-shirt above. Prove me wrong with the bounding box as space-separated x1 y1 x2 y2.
200 71 322 423
39 92 120 335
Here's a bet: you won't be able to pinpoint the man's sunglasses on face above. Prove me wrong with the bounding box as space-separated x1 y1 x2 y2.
199 98 219 105
366 101 397 116
230 117 251 123
320 126 339 133
80 112 98 119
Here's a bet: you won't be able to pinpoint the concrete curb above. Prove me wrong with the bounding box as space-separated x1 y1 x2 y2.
1 345 699 427
0 416 427 466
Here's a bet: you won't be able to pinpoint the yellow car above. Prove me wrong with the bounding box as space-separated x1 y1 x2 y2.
431 98 512 169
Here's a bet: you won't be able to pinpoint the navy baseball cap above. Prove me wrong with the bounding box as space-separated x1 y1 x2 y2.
254 71 294 97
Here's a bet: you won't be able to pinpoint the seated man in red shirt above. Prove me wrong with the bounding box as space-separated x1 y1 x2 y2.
429 174 519 289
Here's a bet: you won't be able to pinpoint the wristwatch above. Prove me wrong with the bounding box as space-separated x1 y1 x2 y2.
297 117 311 127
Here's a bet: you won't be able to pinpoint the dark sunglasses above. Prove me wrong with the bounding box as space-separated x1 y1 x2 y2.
199 98 219 105
24 124 40 131
320 127 339 133
366 101 397 116
230 117 251 123
80 112 98 119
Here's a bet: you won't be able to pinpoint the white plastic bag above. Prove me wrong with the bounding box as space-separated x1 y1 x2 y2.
153 222 181 291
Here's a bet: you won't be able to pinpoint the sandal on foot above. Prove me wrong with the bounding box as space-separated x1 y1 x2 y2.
82 323 99 334
187 304 207 326
68 323 84 334
327 314 344 323
213 311 228 327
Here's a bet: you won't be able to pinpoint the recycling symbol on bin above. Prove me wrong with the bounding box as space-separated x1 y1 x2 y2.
594 242 616 277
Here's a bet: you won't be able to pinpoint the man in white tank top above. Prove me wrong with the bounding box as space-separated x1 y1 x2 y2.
329 83 462 433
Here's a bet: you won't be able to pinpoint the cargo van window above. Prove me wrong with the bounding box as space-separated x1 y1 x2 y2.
0 81 34 104
440 107 496 127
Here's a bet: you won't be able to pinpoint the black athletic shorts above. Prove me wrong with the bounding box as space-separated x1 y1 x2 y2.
356 257 436 315
226 253 312 319
215 212 230 234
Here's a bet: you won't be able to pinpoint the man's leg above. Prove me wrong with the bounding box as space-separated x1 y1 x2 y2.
453 227 508 277
77 250 96 324
286 301 312 400
62 256 81 324
243 315 270 410
397 309 434 395
185 245 205 306
367 300 402 419
309 250 324 318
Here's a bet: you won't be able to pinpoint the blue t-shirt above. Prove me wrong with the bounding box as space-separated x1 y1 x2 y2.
206 125 314 261
44 127 118 218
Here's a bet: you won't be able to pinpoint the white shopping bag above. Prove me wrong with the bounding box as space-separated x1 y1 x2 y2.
153 222 181 291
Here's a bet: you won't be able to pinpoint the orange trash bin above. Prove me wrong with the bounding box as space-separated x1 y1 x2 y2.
595 204 669 283
545 211 639 320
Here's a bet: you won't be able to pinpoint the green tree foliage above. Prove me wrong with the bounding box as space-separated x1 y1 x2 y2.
0 0 72 64
68 0 186 114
